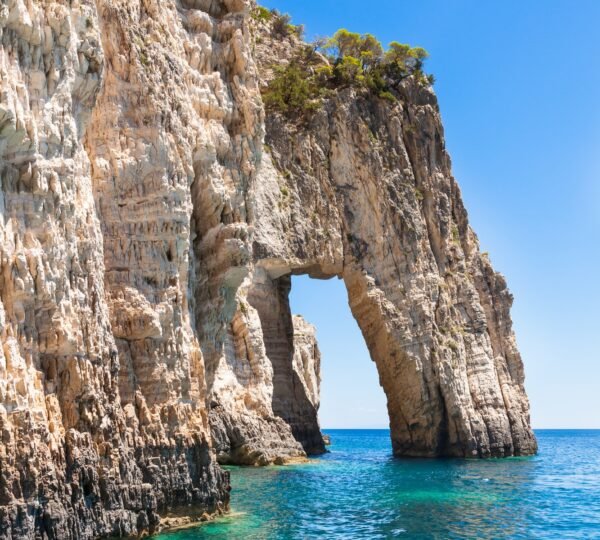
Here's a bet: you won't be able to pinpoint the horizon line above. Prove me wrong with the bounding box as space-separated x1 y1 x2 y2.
321 427 600 431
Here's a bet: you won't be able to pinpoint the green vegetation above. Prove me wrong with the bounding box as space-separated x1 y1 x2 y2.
262 61 321 114
272 11 304 39
322 29 432 92
260 19 434 118
367 127 378 144
378 90 396 103
252 6 304 38
251 6 273 22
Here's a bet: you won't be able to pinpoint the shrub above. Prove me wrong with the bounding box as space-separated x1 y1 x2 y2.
262 61 321 115
325 29 361 58
410 47 429 61
291 24 305 39
384 42 411 77
255 3 433 89
320 32 432 91
386 42 412 61
378 90 396 102
252 6 273 22
271 10 292 35
358 34 384 70
334 56 364 85
326 30 383 69
268 9 304 39
315 64 334 84
261 18 435 118
383 43 430 80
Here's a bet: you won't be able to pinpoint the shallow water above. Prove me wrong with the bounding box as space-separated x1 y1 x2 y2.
156 430 600 539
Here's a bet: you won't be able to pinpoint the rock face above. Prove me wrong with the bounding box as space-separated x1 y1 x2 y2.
0 0 536 537
290 314 324 454
240 15 537 460
0 0 247 536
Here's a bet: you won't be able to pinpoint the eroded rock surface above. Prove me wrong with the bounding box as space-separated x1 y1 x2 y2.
0 0 251 536
248 17 537 459
0 0 536 537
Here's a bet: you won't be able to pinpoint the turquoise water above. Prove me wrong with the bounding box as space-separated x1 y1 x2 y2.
157 430 600 539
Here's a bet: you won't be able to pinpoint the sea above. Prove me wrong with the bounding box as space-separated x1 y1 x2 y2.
156 429 600 539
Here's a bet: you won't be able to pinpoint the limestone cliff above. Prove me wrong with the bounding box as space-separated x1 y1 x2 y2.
235 11 537 461
0 0 245 536
0 0 535 537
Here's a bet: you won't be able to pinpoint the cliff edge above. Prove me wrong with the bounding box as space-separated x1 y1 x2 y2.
0 1 535 537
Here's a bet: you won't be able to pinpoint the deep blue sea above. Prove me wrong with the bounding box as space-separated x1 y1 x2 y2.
157 430 600 539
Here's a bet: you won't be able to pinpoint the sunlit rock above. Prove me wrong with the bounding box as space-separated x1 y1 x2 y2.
0 0 536 537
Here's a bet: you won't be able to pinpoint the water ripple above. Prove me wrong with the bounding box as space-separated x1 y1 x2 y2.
157 430 600 540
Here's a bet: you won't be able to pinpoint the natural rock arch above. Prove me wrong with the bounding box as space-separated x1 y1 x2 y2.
0 0 535 537
208 224 535 464
204 66 536 462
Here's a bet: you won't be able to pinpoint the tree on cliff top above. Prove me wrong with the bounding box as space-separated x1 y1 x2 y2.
259 12 433 117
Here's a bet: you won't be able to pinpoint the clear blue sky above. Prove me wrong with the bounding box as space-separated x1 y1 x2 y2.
271 0 600 429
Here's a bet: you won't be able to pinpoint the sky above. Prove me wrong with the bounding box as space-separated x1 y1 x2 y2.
273 0 600 430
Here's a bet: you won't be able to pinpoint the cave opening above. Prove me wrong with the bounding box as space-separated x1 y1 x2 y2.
287 274 389 447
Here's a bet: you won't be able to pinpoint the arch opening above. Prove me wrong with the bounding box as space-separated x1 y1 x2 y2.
288 275 389 435
207 249 536 464
246 269 389 456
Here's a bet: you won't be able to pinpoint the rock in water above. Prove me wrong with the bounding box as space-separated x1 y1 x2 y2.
0 1 536 537
246 16 537 461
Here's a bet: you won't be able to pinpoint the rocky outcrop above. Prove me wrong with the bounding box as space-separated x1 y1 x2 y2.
290 314 323 453
0 0 536 537
0 0 249 536
246 17 537 458
207 268 325 464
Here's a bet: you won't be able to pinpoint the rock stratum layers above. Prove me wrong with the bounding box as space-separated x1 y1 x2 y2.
0 1 536 538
